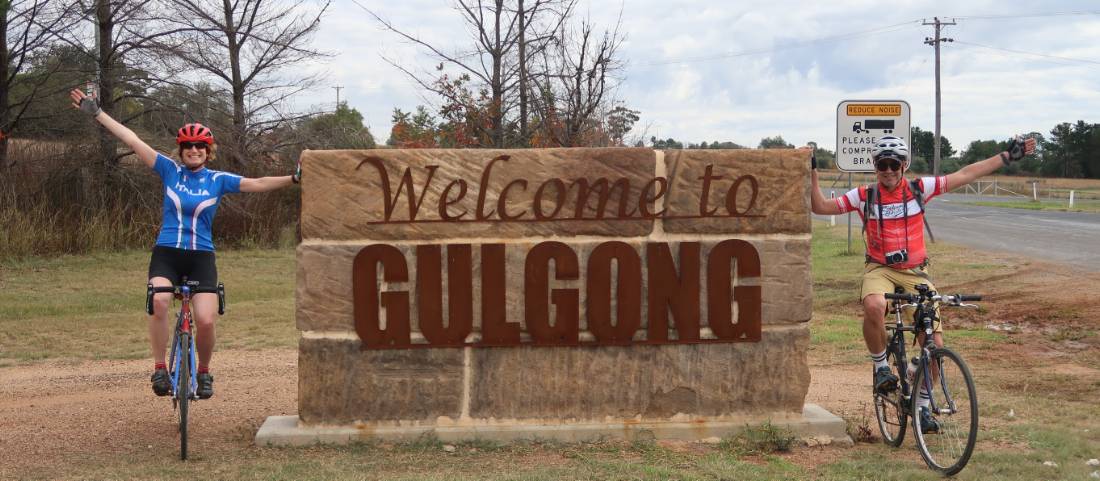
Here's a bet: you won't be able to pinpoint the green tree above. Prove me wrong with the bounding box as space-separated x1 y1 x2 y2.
298 104 376 150
758 135 793 149
650 136 683 149
605 106 640 146
808 143 836 170
387 106 440 148
687 140 745 149
909 127 954 173
959 139 1004 167
1041 121 1099 178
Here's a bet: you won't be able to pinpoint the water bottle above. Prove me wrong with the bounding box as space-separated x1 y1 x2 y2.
906 357 919 383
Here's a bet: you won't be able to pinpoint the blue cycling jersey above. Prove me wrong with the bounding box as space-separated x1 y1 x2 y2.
153 153 242 251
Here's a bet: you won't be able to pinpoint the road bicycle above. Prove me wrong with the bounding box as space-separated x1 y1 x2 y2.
873 283 980 476
146 280 224 460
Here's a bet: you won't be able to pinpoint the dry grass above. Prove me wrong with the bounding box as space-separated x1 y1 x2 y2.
0 139 300 260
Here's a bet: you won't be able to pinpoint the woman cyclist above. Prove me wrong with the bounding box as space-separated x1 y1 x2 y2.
70 87 300 399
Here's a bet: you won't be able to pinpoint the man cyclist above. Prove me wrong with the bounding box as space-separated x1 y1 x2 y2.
70 87 301 399
810 134 1035 432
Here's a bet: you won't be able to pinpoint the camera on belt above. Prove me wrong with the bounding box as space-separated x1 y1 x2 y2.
884 249 909 265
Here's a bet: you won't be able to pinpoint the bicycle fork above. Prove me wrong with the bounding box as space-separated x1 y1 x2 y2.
920 349 958 416
168 316 199 401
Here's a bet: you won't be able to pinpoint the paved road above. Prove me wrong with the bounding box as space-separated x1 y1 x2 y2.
817 193 1100 272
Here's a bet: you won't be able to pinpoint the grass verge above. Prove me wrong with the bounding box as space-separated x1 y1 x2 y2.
966 199 1100 213
0 248 297 364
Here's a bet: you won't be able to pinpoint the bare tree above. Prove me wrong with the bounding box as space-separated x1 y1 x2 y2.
33 0 192 173
154 0 332 168
367 0 573 147
0 0 80 172
529 13 625 146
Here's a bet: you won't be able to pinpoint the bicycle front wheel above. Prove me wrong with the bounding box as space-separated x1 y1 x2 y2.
874 346 908 446
911 347 978 476
177 332 191 461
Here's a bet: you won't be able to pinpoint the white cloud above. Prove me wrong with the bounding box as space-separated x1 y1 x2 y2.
291 0 1100 150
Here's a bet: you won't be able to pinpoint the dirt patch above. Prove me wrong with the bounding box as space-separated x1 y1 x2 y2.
1048 363 1100 378
0 349 297 478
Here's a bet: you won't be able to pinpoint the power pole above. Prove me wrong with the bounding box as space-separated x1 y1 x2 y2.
924 17 954 175
332 86 344 110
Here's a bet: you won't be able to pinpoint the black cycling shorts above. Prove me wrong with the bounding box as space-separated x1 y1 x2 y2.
148 246 218 289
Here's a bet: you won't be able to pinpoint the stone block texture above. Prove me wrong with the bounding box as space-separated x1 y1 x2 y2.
296 147 815 427
662 149 811 235
299 326 810 423
300 148 656 241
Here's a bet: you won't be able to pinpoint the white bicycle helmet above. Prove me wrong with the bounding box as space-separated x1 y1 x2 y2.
872 135 909 162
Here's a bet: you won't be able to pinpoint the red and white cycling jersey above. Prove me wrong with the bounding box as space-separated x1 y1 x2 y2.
835 176 948 269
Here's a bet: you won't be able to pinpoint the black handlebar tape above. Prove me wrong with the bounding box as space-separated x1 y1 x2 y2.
217 284 225 315
146 284 155 315
884 293 914 301
958 295 982 301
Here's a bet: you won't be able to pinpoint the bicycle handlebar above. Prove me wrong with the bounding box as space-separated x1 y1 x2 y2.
146 283 226 316
884 292 981 305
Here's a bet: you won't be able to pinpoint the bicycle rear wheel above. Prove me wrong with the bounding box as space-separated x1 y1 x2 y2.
912 347 978 476
874 346 908 446
177 332 191 461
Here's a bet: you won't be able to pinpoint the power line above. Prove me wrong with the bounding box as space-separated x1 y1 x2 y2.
953 10 1100 20
953 40 1100 66
635 20 922 67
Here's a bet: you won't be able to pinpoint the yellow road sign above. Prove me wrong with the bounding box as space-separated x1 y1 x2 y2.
846 104 902 116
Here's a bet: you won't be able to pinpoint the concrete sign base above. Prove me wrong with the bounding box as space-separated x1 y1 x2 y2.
255 403 851 447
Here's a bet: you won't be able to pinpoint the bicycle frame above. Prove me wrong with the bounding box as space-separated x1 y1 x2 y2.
168 286 198 401
146 281 226 401
145 280 225 461
887 285 979 415
881 284 981 475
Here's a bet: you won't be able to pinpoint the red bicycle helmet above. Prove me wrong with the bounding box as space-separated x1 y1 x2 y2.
176 123 215 145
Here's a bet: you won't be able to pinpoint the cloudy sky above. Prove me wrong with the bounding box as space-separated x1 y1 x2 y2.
291 0 1100 152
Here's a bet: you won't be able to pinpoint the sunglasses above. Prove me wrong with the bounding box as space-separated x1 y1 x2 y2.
875 158 903 172
180 141 208 150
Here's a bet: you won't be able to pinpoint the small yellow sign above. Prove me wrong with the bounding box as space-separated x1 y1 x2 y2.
846 104 902 116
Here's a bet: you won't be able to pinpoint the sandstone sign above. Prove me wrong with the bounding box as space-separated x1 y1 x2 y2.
258 147 848 445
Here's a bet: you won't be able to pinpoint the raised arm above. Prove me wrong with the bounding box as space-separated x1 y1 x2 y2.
811 170 845 215
70 88 158 168
239 161 301 193
239 175 294 193
945 136 1036 191
806 146 844 215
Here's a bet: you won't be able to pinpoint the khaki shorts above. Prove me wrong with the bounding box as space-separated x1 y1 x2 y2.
862 263 941 333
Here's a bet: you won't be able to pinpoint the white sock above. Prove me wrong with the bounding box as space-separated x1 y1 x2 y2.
870 349 889 370
918 387 931 409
